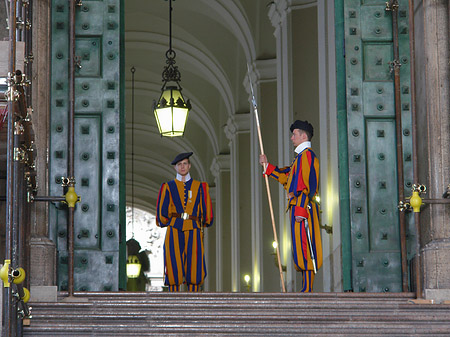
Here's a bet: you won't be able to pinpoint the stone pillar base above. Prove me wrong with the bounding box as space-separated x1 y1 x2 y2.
29 236 56 286
422 240 450 303
29 286 57 302
424 289 450 304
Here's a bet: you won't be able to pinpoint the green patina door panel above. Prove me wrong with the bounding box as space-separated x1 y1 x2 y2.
49 0 125 291
341 0 414 292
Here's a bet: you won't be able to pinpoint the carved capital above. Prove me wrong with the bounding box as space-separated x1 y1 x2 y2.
224 114 250 141
268 0 317 29
243 59 276 100
210 154 231 178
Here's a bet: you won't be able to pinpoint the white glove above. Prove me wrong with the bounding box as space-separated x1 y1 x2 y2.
295 216 307 223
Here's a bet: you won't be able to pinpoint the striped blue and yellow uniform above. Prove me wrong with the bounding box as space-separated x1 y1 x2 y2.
265 148 322 292
156 179 213 291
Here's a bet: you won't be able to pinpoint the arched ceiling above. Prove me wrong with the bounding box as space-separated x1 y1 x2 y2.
125 0 276 213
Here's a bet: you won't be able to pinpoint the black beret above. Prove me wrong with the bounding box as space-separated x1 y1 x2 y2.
171 152 193 165
290 120 314 139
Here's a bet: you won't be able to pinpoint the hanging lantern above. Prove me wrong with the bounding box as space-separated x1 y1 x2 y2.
126 255 141 279
154 84 191 137
153 0 191 137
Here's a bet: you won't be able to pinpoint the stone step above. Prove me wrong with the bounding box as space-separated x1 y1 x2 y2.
23 292 450 336
22 322 450 336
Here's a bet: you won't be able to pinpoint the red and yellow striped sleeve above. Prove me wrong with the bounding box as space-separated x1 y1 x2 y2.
265 163 291 187
201 182 214 227
156 182 170 227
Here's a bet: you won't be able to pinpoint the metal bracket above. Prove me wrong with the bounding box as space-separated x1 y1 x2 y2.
16 18 24 30
443 184 450 199
14 72 28 87
385 1 399 12
14 121 24 135
320 224 333 235
24 52 34 65
6 72 19 102
398 184 427 212
398 200 410 212
270 251 287 272
23 108 33 122
389 59 402 73
61 176 76 187
74 56 82 70
13 147 26 162
413 184 427 194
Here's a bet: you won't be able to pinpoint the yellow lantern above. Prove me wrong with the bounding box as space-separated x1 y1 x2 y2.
154 86 191 137
126 255 141 279
153 0 191 137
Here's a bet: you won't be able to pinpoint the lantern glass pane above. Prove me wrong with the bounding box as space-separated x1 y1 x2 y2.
126 262 141 278
154 107 173 134
153 86 190 137
172 106 189 132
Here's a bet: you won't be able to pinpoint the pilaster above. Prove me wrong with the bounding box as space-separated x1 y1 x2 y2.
210 154 230 292
29 0 56 286
224 115 250 292
317 0 342 292
417 0 450 303
268 0 296 292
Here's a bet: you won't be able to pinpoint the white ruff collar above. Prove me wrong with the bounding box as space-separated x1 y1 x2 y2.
294 141 311 154
176 173 191 182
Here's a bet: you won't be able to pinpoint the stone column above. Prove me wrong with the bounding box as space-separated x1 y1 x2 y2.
29 0 56 287
415 0 450 303
268 0 296 292
210 154 230 292
317 0 342 292
224 115 250 292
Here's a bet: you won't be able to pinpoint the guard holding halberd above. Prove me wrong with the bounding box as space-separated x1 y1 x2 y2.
259 120 322 292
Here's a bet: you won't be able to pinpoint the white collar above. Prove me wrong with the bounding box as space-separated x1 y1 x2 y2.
294 141 311 154
176 173 191 182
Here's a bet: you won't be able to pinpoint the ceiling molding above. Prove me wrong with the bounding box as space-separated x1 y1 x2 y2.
199 0 256 62
126 32 235 116
126 79 220 155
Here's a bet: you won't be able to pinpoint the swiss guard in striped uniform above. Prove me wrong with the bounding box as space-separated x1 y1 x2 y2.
156 152 214 292
259 120 322 292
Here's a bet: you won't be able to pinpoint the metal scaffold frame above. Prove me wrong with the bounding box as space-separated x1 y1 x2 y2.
1 1 34 336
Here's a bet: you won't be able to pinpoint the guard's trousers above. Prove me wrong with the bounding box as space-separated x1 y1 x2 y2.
290 204 321 292
164 226 206 291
